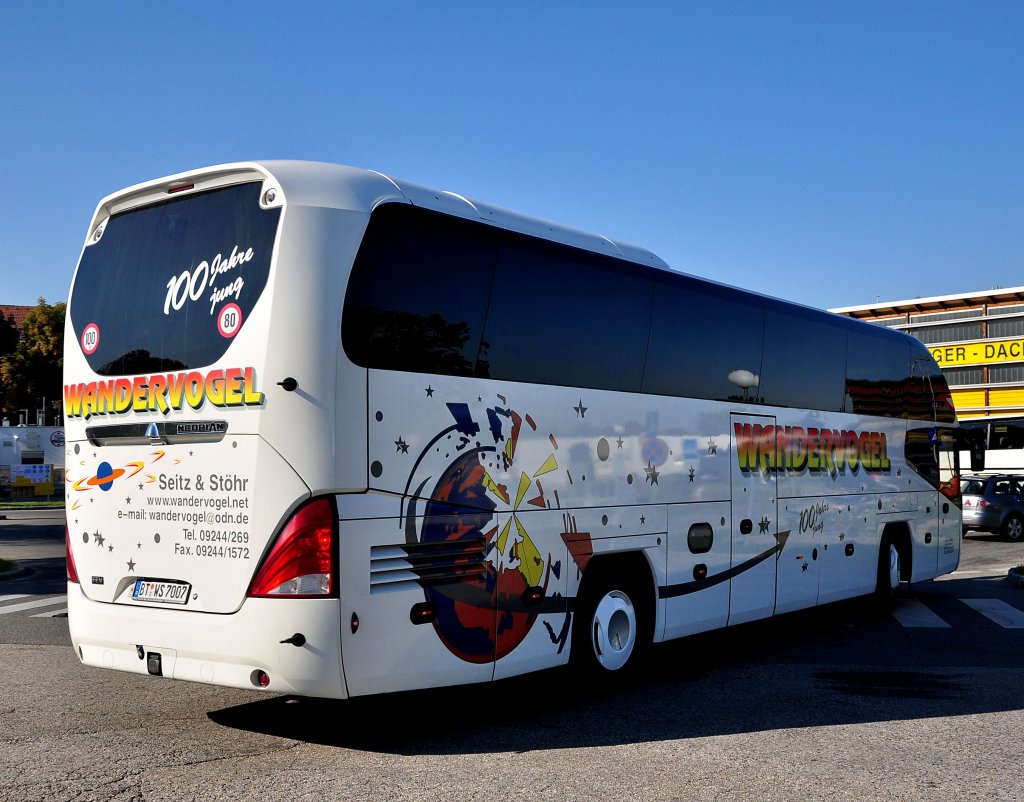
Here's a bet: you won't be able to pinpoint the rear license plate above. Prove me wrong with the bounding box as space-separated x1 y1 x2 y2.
133 579 191 605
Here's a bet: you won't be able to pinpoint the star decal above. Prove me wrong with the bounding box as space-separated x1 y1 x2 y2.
640 515 646 525
138 483 144 491
125 496 132 505
93 531 105 548
574 399 587 418
108 544 114 553
707 438 718 455
644 461 660 486
688 466 696 483
394 437 409 454
127 559 136 572
425 386 434 397
616 437 624 449
758 516 770 533
801 562 809 573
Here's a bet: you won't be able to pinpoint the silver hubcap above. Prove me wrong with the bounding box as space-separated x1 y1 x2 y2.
1008 519 1023 540
887 543 900 591
591 590 637 671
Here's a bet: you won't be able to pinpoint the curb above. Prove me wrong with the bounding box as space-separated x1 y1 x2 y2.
1008 569 1024 588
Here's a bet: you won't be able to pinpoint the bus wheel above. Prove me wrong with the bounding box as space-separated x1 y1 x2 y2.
875 539 901 605
1003 514 1024 541
573 565 649 674
589 589 637 671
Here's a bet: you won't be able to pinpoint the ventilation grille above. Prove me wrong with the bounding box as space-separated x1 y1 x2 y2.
369 537 487 593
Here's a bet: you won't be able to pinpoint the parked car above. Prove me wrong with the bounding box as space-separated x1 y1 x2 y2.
961 474 1024 540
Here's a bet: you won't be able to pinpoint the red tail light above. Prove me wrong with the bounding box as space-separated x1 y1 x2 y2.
66 525 80 583
248 498 337 598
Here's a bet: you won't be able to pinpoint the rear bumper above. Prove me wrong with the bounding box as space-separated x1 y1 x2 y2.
961 511 1002 531
67 583 347 699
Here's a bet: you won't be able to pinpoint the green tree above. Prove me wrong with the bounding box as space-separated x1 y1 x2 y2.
0 310 17 356
0 298 65 425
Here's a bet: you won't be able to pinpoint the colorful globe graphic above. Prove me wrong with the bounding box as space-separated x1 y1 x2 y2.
420 448 544 663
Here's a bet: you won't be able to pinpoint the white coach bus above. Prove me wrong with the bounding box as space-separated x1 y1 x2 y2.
63 161 962 699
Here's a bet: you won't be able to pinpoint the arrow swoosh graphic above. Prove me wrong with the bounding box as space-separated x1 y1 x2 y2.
658 529 792 599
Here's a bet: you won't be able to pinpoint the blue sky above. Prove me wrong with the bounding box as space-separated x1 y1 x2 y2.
3 1 1021 310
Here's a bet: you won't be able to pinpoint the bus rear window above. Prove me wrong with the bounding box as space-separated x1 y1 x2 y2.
69 182 281 376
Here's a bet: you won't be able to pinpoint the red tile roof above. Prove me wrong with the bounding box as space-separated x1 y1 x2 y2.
0 305 34 330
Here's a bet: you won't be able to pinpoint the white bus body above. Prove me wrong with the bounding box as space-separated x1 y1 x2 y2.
63 161 962 698
957 414 1024 474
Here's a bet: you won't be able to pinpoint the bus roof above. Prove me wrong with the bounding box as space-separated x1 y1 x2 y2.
86 159 919 349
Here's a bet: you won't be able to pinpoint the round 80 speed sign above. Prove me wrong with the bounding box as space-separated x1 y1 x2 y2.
217 303 243 338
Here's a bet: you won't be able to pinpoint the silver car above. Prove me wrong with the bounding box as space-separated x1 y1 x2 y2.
961 474 1024 540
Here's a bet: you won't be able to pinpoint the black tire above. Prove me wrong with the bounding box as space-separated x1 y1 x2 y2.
1003 514 1024 541
572 563 650 676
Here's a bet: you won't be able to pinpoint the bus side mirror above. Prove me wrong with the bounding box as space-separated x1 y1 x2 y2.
959 429 985 472
970 440 985 472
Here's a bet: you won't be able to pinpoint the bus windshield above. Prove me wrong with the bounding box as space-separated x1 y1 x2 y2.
68 182 280 376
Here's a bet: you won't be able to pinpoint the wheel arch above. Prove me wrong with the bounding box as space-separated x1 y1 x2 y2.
576 550 658 648
881 521 913 582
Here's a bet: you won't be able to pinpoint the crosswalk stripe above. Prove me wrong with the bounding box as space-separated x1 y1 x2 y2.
0 596 67 615
891 599 951 628
961 599 1024 629
0 594 31 601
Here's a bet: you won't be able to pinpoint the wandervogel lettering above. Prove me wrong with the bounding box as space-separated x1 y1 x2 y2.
63 366 264 420
734 423 891 475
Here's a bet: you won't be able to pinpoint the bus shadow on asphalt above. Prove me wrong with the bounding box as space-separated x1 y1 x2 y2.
208 596 1023 754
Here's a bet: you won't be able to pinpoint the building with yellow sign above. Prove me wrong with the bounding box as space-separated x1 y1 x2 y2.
831 286 1024 421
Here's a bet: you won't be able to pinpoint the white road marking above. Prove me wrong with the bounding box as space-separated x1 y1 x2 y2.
961 598 1024 629
891 598 951 628
0 594 31 601
0 596 68 615
935 569 1006 581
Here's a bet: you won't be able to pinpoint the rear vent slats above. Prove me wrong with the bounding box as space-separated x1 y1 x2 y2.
370 537 486 594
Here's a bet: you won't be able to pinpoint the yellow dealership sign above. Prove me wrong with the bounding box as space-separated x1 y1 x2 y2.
930 338 1024 367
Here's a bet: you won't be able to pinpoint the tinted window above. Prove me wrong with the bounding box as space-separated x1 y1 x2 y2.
961 479 985 495
340 204 940 421
644 280 765 402
760 309 847 411
988 422 1024 449
480 242 653 391
846 330 910 418
905 427 941 488
69 183 280 375
992 478 1013 495
907 342 956 423
342 206 495 376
